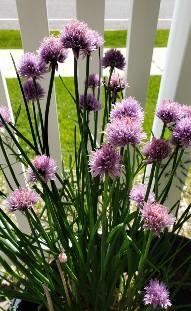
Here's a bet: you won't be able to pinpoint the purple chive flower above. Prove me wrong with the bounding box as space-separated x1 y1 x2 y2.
129 184 155 209
27 155 57 183
142 137 172 164
89 144 122 180
179 105 191 119
22 79 46 102
38 34 68 66
105 117 146 147
144 279 172 309
102 48 126 70
59 19 104 59
79 93 102 112
6 187 40 212
156 99 181 125
87 73 101 89
110 97 144 122
172 116 191 148
0 106 11 127
18 52 47 79
141 202 175 236
104 74 129 98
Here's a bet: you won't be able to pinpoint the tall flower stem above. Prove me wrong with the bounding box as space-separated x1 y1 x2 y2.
44 62 56 156
144 162 156 202
101 173 109 308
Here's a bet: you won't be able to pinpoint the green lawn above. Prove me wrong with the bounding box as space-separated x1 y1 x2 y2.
6 76 161 166
0 29 169 49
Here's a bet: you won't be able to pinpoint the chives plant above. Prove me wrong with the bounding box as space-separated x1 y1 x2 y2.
0 19 191 310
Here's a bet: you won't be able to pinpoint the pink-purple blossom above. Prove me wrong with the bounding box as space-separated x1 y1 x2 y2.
129 184 155 209
38 35 68 66
102 48 126 70
18 52 47 79
143 279 172 309
87 73 101 89
6 187 40 212
105 117 146 147
59 19 104 59
110 97 143 122
89 144 122 180
22 79 46 102
0 106 11 127
141 202 176 236
104 74 129 98
141 137 172 164
172 116 191 148
156 99 181 125
79 94 102 112
27 155 57 183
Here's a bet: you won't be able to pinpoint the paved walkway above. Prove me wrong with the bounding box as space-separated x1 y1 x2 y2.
0 48 166 78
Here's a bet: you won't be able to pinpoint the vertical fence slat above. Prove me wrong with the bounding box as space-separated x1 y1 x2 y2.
151 0 191 208
125 0 161 107
16 0 63 175
76 0 105 92
0 63 31 234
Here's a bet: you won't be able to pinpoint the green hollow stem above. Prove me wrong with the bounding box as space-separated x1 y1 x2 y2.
101 173 109 308
144 162 156 202
44 62 56 156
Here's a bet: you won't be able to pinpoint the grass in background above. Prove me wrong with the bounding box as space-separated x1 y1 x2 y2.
0 29 170 49
6 76 161 166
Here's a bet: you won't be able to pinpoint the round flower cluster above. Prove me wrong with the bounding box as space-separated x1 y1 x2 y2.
59 19 104 59
144 279 172 309
6 187 40 212
22 80 46 102
142 137 172 164
104 74 129 99
141 202 175 236
79 94 102 112
89 144 122 180
105 97 146 148
27 155 57 183
87 73 101 89
156 99 191 148
102 48 126 70
0 106 11 128
129 184 155 210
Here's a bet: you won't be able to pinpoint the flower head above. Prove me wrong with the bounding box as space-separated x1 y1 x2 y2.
102 48 126 70
110 97 143 122
105 117 146 147
58 252 67 264
59 19 103 59
0 106 11 127
141 202 175 236
144 279 172 309
172 116 191 148
89 144 122 180
6 187 40 212
156 99 181 125
27 155 57 183
142 137 172 164
129 184 155 209
87 73 101 89
79 94 102 112
23 80 46 102
18 52 47 79
38 34 68 66
104 74 129 98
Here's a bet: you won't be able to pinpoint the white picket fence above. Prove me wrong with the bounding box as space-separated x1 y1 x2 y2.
0 0 191 235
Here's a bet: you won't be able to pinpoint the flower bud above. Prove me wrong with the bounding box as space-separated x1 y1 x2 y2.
58 252 67 263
